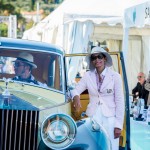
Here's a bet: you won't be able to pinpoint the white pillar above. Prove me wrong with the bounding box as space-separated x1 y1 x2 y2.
8 15 17 38
122 27 129 66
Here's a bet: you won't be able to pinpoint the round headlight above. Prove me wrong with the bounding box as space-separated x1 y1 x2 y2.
41 113 77 150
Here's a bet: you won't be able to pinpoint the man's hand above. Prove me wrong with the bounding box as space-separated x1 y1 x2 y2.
72 95 82 112
114 128 121 139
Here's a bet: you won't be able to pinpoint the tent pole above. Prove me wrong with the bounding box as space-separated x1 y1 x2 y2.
122 27 129 66
122 27 131 150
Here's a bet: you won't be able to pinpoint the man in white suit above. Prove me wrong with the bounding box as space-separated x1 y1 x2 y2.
71 46 125 150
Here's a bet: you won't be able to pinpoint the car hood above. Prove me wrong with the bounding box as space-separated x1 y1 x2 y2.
0 81 65 110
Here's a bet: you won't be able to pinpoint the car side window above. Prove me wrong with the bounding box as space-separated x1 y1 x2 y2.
48 54 63 91
0 57 15 74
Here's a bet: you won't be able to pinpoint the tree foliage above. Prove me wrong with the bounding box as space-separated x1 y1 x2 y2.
0 0 64 37
0 23 8 37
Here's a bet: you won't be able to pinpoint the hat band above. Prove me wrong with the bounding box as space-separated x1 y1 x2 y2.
17 57 33 64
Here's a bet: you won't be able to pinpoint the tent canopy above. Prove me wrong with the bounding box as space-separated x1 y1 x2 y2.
122 0 150 93
124 0 150 28
23 0 144 40
36 0 148 27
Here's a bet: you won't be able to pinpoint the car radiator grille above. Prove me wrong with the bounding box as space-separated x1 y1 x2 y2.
0 109 39 150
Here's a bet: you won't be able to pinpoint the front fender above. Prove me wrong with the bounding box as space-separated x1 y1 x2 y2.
68 118 111 150
38 118 111 150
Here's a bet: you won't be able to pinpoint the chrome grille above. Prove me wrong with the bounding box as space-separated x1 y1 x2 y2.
0 109 39 150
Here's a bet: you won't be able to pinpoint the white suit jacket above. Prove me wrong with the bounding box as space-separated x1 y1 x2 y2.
71 68 125 129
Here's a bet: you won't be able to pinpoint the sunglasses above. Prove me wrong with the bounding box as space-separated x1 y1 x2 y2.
137 76 144 79
14 62 25 68
90 54 104 61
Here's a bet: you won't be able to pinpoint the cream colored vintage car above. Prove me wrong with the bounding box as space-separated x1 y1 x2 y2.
0 37 129 150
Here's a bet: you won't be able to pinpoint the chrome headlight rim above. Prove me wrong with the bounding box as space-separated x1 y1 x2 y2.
41 113 77 150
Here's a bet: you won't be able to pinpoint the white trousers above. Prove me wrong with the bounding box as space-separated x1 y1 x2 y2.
93 106 119 150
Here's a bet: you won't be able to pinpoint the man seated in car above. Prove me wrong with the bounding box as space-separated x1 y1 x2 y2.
13 52 46 86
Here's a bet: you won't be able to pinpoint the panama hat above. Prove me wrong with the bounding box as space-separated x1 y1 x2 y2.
86 46 112 70
16 52 37 69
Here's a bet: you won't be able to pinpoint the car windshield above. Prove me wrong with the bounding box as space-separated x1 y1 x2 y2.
0 52 64 92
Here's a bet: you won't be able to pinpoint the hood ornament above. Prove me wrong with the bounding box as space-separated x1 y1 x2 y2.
2 78 11 107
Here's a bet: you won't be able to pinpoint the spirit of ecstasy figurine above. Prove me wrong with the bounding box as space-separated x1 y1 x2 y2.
2 78 11 107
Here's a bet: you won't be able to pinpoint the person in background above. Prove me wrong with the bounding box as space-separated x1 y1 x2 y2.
71 46 125 150
144 71 150 106
13 52 45 86
132 72 149 109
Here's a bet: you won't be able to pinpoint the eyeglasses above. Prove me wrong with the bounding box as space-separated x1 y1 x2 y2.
14 62 25 68
90 54 104 61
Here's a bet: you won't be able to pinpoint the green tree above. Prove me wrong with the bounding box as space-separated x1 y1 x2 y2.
0 0 64 37
0 23 8 37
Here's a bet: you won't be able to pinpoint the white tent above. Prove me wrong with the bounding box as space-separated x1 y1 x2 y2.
23 0 137 51
123 0 150 92
123 2 150 150
23 0 150 92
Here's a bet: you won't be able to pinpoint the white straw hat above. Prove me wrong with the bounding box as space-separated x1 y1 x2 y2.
16 52 37 69
86 46 112 70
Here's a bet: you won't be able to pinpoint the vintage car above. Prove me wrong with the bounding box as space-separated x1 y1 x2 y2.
0 37 130 150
